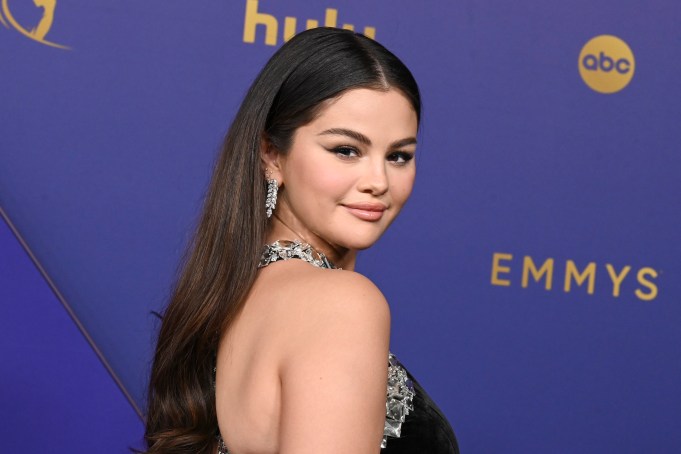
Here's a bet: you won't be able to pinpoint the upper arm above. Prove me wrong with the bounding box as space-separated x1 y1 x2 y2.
277 271 390 454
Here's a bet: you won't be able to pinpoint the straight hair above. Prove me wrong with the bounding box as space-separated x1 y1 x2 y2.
143 27 421 453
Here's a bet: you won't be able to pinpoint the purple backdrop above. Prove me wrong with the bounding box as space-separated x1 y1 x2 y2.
1 0 680 452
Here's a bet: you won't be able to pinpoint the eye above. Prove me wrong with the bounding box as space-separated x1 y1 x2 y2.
388 151 415 165
331 145 360 159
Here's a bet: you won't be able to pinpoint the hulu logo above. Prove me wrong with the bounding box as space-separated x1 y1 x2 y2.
243 0 376 46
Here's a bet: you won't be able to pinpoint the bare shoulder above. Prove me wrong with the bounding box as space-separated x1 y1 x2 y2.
260 260 391 356
258 261 391 452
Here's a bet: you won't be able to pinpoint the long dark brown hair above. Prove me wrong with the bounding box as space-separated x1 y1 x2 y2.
143 27 421 453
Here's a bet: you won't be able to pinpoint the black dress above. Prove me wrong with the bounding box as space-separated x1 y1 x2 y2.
217 240 459 453
381 353 459 453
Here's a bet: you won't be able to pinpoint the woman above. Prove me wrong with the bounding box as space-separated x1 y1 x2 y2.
144 27 459 453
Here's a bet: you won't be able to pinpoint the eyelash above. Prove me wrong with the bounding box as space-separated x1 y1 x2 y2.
331 146 415 165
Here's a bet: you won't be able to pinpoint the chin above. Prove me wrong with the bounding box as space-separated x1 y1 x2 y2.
346 241 377 251
337 231 385 251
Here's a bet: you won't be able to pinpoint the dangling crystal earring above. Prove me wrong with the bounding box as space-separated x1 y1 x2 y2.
265 170 278 218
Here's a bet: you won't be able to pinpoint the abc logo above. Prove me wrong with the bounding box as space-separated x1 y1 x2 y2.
579 35 635 94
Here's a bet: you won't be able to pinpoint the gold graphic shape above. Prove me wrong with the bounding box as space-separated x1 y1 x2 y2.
578 35 634 94
1 0 70 49
31 0 54 40
0 4 8 27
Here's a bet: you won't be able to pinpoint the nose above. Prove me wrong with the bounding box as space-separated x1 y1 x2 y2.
357 157 388 196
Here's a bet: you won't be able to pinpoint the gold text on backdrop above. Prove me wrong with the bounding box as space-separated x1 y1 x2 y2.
243 0 376 46
491 253 658 301
578 35 634 94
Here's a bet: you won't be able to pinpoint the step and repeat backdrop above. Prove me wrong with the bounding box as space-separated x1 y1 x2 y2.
2 0 680 452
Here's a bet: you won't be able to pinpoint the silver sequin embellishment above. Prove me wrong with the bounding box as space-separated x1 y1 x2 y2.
217 435 228 454
382 352 416 447
258 239 338 269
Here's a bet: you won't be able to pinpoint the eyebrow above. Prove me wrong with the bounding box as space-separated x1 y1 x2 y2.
317 128 417 149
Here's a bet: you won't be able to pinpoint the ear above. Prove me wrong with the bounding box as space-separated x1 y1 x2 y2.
259 137 284 184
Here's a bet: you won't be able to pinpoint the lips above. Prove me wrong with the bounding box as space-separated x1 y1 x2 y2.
343 202 387 222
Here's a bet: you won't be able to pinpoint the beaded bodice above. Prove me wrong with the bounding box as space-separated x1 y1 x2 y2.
216 239 416 453
258 239 338 270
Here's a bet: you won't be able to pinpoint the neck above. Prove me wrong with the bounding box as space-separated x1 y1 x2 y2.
266 215 357 271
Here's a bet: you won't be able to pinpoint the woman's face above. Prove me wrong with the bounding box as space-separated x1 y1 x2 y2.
267 87 418 253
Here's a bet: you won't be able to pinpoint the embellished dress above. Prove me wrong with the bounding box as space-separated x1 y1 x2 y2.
217 240 459 454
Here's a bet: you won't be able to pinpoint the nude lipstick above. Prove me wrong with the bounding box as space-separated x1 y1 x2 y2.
343 202 387 222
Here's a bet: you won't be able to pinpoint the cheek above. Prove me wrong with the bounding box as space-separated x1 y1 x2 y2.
301 162 354 198
391 170 416 206
287 153 352 203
